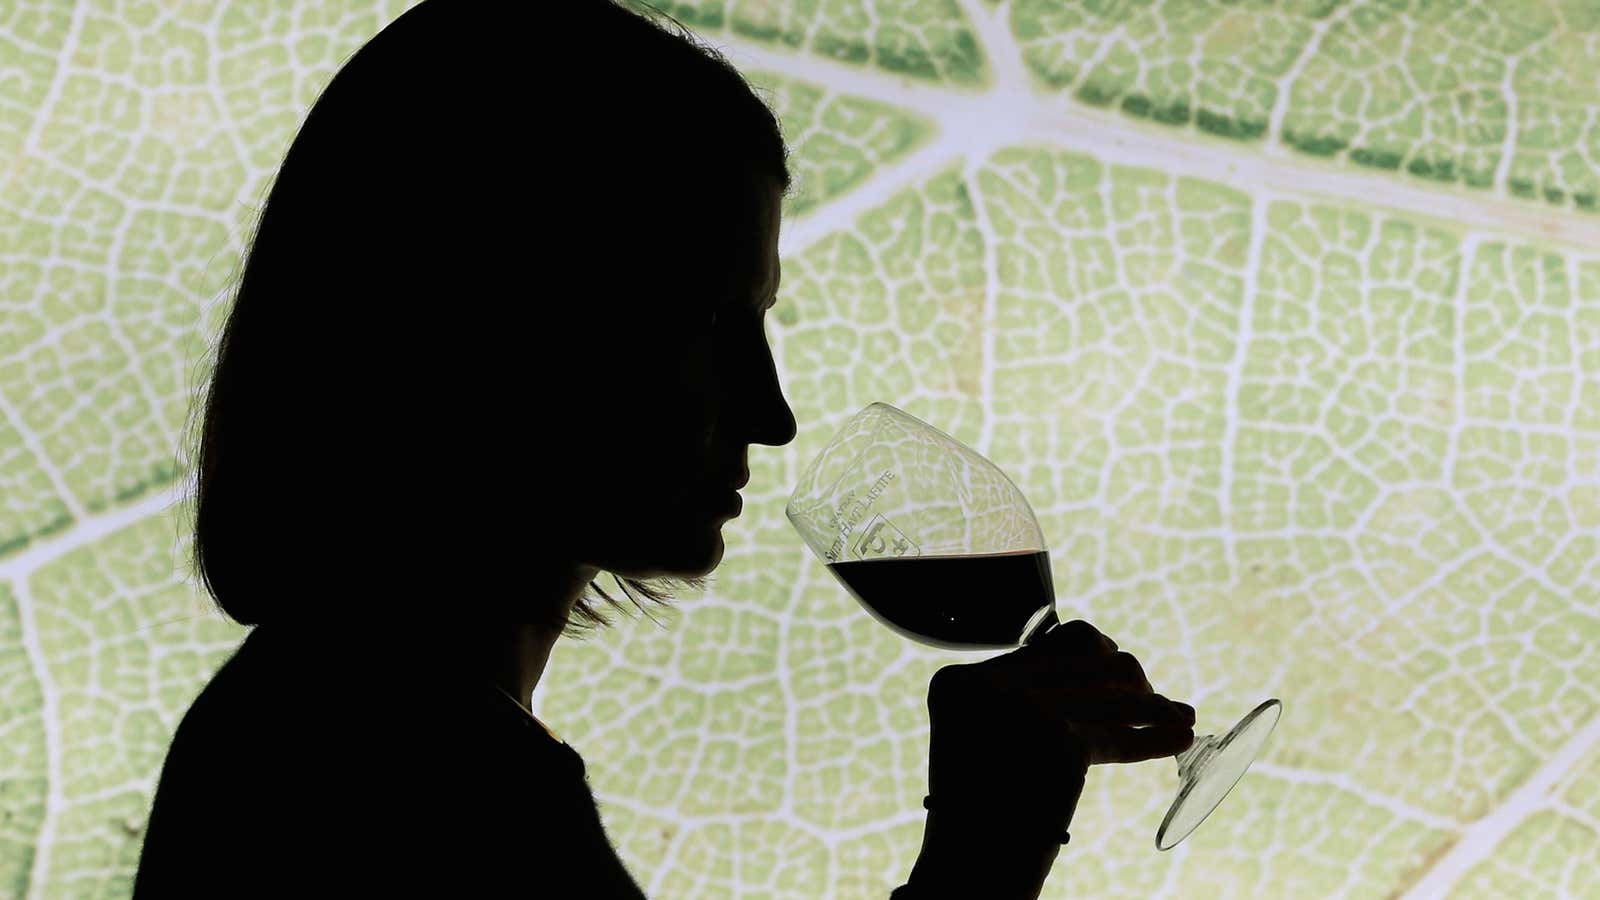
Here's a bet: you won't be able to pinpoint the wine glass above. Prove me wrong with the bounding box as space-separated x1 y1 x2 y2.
785 401 1282 851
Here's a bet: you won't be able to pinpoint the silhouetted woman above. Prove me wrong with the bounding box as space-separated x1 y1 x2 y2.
132 2 1196 896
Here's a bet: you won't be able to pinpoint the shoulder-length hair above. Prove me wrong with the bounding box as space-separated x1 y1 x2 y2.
181 0 792 635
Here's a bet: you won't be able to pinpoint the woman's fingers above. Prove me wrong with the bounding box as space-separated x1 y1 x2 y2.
1080 723 1197 764
1063 650 1153 694
1014 643 1156 695
1056 619 1118 654
1032 618 1117 656
1029 689 1196 726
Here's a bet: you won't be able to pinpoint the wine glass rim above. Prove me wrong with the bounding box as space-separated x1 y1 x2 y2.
790 406 894 515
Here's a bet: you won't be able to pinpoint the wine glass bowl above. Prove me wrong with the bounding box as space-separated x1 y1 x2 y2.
787 402 1283 851
785 402 1057 650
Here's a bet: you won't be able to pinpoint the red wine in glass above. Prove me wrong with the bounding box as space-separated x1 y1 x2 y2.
827 550 1055 650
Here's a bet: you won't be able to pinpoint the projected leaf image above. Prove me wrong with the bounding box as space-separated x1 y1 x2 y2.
4 0 1600 896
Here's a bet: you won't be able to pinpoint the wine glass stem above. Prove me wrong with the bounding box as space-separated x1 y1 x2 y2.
1174 733 1219 783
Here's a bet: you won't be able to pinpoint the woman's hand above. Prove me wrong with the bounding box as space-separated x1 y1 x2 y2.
925 618 1196 821
897 619 1196 898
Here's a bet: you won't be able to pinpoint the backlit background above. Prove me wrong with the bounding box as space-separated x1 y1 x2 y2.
3 1 1599 896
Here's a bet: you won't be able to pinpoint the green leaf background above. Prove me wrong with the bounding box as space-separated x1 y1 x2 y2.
4 0 1600 896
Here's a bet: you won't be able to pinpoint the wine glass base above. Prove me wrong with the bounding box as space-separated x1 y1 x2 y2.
1155 698 1282 851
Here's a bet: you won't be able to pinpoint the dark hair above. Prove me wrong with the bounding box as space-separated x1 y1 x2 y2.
181 0 792 636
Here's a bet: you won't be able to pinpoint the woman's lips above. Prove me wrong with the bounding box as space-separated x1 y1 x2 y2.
705 487 742 516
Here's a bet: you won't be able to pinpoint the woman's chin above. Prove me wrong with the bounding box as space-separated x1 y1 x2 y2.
625 524 725 581
678 528 726 577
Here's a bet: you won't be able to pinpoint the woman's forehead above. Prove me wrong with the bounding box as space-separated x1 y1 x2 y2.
725 178 781 278
663 168 781 295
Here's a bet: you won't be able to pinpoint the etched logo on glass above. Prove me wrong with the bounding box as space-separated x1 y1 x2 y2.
852 513 920 560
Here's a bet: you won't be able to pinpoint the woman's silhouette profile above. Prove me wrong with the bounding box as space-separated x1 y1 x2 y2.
132 2 1195 897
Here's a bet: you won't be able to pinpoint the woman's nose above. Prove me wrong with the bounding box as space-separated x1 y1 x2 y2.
729 329 796 449
762 389 797 448
745 360 796 449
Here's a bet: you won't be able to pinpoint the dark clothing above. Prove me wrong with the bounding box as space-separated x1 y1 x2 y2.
133 624 646 898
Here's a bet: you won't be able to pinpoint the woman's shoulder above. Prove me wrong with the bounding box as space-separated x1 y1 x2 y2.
158 624 586 808
176 626 567 768
154 630 344 795
138 632 561 896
